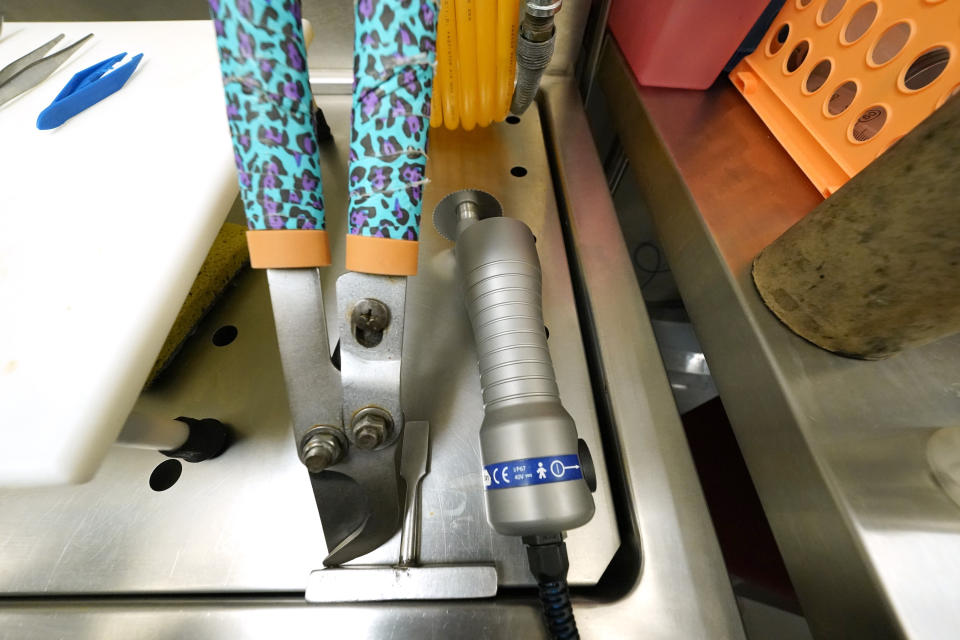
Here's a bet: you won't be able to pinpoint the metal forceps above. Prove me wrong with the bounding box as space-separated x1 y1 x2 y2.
0 32 93 108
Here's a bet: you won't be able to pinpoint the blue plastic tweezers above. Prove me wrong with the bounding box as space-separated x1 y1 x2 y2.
36 52 142 130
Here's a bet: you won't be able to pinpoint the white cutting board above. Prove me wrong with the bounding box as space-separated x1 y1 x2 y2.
0 22 237 486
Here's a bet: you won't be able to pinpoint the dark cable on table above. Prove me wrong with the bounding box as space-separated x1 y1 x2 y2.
525 534 580 640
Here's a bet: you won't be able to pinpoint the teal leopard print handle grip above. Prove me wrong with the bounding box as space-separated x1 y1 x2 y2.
209 0 325 234
348 0 438 242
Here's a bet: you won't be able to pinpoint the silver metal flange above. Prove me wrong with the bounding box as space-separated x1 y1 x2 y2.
527 0 562 18
432 189 503 242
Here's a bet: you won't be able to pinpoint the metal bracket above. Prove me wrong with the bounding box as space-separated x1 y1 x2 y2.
337 272 406 447
268 268 408 566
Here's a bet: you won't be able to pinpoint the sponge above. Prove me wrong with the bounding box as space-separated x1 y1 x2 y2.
145 222 250 387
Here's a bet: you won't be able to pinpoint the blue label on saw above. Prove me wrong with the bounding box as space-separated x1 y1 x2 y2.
483 454 583 490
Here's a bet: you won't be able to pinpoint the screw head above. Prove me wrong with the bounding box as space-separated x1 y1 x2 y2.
351 299 391 348
300 432 344 473
351 411 389 450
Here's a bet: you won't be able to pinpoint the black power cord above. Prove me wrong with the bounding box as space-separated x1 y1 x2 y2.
524 534 579 640
632 241 671 290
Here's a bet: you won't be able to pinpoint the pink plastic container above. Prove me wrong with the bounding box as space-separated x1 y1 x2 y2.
609 0 770 90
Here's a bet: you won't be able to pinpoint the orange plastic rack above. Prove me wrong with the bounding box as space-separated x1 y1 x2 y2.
731 0 960 197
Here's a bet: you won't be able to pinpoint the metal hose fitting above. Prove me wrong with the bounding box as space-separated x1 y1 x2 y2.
510 0 562 115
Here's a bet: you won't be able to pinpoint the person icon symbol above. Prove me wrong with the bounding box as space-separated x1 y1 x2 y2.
536 462 547 480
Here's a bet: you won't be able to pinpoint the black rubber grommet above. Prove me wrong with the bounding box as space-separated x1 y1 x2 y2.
161 417 230 463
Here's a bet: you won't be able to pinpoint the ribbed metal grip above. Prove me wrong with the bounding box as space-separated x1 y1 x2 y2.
453 214 594 536
462 237 556 407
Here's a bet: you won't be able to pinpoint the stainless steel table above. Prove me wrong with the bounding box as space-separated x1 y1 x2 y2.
598 37 960 640
0 63 744 640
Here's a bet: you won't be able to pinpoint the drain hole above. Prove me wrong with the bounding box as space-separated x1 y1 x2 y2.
212 325 238 346
506 115 520 124
511 166 528 177
150 459 182 492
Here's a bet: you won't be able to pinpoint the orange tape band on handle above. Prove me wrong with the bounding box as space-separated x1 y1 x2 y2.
246 229 331 269
345 235 419 276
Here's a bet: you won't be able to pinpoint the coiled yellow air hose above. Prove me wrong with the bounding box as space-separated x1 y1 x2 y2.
430 0 520 130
